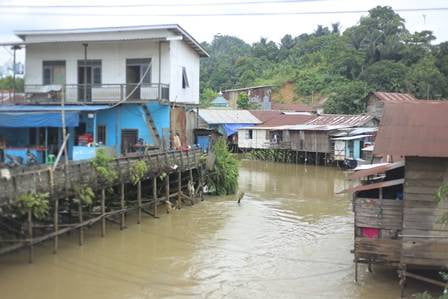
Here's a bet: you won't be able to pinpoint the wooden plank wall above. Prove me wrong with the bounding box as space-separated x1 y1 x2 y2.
290 130 331 153
401 157 448 267
354 197 403 263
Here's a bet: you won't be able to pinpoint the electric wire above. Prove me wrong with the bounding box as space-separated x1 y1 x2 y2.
1 7 448 17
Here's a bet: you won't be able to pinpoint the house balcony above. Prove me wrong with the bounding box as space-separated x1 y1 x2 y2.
20 83 170 104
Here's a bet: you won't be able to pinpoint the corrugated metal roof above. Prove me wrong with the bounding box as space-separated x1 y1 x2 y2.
372 92 417 103
305 114 374 127
258 114 315 127
337 178 404 194
199 109 261 125
350 161 405 180
271 103 315 112
332 134 372 141
0 105 111 112
373 101 448 158
249 110 283 122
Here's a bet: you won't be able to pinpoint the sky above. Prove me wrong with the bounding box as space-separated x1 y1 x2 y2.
1 0 448 66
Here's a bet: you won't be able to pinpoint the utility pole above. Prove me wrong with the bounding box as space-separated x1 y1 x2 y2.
11 45 21 103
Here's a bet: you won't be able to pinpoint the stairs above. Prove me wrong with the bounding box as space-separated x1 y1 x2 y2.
140 104 161 147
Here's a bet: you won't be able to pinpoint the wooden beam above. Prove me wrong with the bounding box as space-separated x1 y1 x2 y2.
101 189 106 237
120 183 126 230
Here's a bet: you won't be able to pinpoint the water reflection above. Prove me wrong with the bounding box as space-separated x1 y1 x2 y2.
0 159 431 298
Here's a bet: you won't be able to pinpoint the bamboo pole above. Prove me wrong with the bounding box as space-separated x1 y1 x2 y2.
165 174 170 205
153 177 158 217
137 181 142 224
27 209 33 263
120 183 125 230
101 189 106 237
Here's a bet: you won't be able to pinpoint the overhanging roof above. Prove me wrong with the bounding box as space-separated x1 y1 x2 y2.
0 105 111 112
337 179 404 194
350 161 405 180
14 24 209 57
332 134 372 141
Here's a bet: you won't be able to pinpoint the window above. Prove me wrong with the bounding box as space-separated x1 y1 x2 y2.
77 60 102 85
182 67 189 89
246 129 253 140
43 61 66 85
97 125 106 144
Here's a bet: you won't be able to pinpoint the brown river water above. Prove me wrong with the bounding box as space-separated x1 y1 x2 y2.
0 160 435 298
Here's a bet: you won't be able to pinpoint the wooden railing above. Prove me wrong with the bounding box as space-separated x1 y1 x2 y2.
0 149 202 205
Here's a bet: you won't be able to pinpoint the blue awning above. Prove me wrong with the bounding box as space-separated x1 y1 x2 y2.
222 123 255 136
0 112 79 127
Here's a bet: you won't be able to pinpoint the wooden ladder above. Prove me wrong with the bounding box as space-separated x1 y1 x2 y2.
140 104 161 147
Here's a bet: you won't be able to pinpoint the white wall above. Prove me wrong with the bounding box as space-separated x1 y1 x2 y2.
25 40 170 86
169 40 200 104
238 129 269 149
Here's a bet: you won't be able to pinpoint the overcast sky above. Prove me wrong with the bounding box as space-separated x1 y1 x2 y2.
1 0 448 65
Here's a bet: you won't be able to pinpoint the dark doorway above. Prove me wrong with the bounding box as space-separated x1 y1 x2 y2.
126 58 151 100
121 129 138 154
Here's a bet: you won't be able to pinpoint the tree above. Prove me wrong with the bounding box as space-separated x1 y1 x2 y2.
406 55 447 99
324 80 371 114
237 93 258 110
361 60 408 92
200 88 218 108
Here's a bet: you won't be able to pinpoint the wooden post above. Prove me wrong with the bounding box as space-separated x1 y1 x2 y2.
177 169 182 208
101 189 106 237
120 183 125 230
78 201 84 246
153 177 158 217
137 181 142 224
53 197 59 254
27 209 33 263
354 258 358 283
165 174 170 206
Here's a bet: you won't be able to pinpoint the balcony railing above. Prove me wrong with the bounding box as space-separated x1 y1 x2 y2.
21 83 170 104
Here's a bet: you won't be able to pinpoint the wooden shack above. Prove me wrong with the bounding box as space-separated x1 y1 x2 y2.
343 101 448 293
365 92 417 119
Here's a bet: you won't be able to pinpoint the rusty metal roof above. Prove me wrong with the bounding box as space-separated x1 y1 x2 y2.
350 161 405 180
374 101 448 158
259 114 315 127
305 114 374 127
271 103 315 112
372 92 417 103
337 178 404 194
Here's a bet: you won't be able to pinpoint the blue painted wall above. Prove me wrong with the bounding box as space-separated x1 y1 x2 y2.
353 140 361 160
95 103 170 155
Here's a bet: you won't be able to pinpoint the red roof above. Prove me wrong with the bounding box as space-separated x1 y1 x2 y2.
337 179 404 194
305 114 374 127
374 101 448 158
271 103 315 112
372 92 417 103
259 114 315 127
249 110 283 123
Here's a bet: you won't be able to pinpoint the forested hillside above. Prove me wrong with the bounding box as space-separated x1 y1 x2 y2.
200 6 448 114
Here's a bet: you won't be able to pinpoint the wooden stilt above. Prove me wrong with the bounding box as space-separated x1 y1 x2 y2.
101 189 106 237
153 177 158 217
137 181 142 224
78 201 84 245
177 169 182 209
27 209 33 263
120 183 125 230
53 197 59 254
368 261 372 273
354 258 358 283
399 264 407 298
165 174 170 205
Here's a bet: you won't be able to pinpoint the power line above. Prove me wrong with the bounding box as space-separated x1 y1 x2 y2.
0 0 323 9
1 7 447 17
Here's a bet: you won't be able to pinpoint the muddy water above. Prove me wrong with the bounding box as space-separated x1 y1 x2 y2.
0 160 430 298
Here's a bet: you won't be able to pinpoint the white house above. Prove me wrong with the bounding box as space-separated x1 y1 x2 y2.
15 24 208 104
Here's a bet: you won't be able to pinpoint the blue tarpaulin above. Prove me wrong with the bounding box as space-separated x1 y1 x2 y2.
222 123 255 137
0 112 79 127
